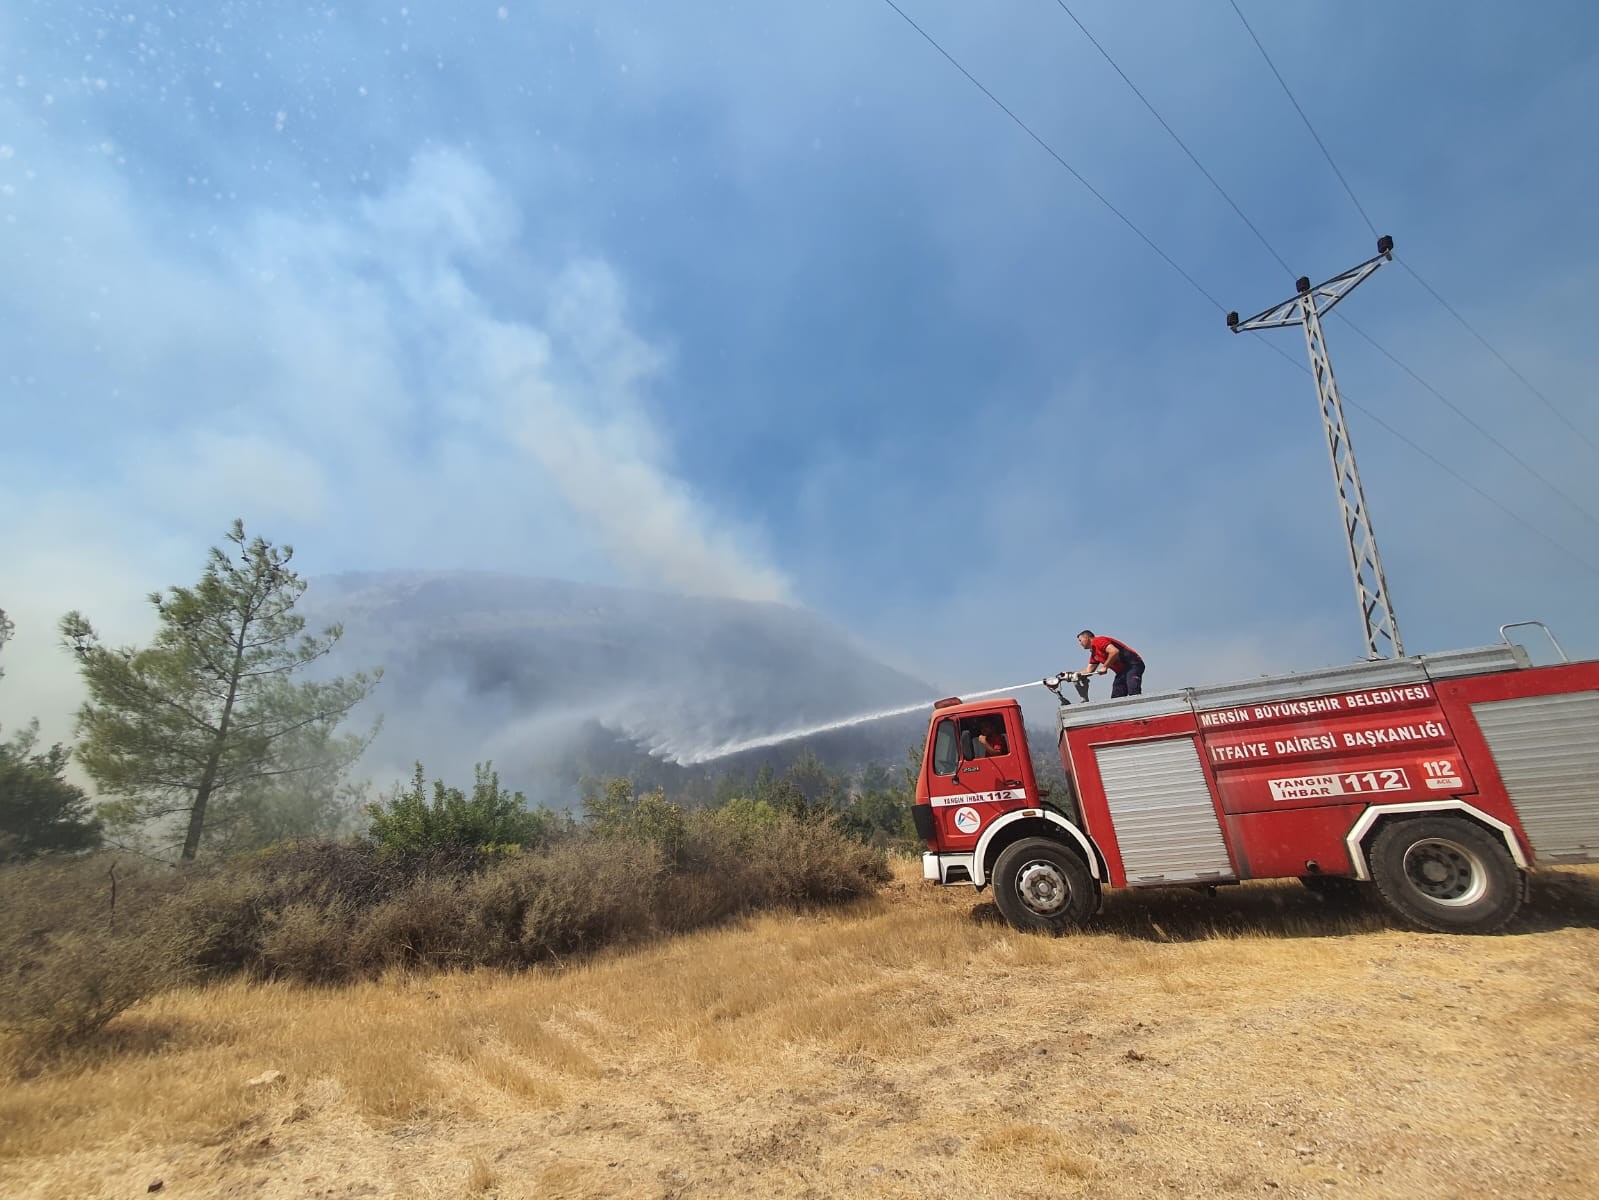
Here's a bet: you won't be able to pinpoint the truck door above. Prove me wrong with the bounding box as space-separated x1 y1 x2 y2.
925 710 1029 851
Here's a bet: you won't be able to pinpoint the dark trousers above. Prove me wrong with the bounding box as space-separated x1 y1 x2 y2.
1112 657 1145 698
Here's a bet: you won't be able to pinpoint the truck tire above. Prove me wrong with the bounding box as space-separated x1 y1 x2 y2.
1368 817 1524 934
992 837 1099 934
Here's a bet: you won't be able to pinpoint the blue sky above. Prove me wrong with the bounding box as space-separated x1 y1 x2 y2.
3 0 1598 747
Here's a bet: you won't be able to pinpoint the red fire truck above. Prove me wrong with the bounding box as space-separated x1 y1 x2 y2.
912 629 1599 934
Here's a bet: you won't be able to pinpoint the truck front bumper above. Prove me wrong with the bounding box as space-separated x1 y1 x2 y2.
923 852 975 886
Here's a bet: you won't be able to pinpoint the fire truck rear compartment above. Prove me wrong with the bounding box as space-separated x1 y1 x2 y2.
1093 738 1236 885
1472 691 1599 863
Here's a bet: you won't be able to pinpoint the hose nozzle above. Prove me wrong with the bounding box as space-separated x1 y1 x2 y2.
1042 671 1091 703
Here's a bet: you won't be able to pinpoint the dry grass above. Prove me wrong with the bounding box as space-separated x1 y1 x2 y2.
2 863 1597 1199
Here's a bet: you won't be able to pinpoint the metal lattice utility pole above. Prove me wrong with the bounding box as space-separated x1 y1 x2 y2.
1228 235 1404 660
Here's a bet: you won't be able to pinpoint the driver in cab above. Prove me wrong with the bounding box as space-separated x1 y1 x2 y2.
969 718 1008 759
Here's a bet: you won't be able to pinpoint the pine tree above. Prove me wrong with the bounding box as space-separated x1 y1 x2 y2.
0 607 102 859
0 725 102 860
62 521 379 860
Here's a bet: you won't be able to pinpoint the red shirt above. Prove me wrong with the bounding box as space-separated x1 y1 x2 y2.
1088 636 1141 670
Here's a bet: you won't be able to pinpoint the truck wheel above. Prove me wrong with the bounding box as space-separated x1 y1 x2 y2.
992 837 1099 934
1368 818 1523 934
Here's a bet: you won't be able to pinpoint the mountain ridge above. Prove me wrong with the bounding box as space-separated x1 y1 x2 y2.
301 570 938 802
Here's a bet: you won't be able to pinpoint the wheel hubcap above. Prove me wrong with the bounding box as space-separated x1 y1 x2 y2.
1015 860 1069 916
1402 838 1488 907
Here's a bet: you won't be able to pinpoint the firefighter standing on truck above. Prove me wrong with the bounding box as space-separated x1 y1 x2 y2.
1078 630 1145 698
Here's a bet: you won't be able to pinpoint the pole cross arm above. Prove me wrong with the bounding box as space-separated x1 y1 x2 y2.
1227 236 1394 332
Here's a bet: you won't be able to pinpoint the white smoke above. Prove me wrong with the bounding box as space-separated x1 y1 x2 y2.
0 140 794 754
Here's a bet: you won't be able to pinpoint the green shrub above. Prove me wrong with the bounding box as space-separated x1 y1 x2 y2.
706 797 783 847
366 763 555 858
583 778 686 855
626 790 687 856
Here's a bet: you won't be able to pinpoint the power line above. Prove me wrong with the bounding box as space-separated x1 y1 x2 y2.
1223 1 1599 461
1040 1 1599 538
1334 312 1599 532
1225 0 1378 238
872 0 1599 580
876 0 1227 312
1049 0 1293 279
1398 258 1599 456
1252 337 1599 578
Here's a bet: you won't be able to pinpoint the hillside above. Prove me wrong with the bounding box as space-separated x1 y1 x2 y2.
4 865 1596 1199
302 572 938 802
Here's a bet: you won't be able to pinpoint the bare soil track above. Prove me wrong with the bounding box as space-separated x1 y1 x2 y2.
3 863 1597 1200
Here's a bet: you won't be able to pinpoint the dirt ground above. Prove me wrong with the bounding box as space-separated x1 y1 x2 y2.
3 862 1597 1200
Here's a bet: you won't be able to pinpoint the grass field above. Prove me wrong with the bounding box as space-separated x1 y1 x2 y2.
3 861 1597 1200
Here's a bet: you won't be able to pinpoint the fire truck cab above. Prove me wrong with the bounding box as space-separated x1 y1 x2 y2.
912 634 1599 934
